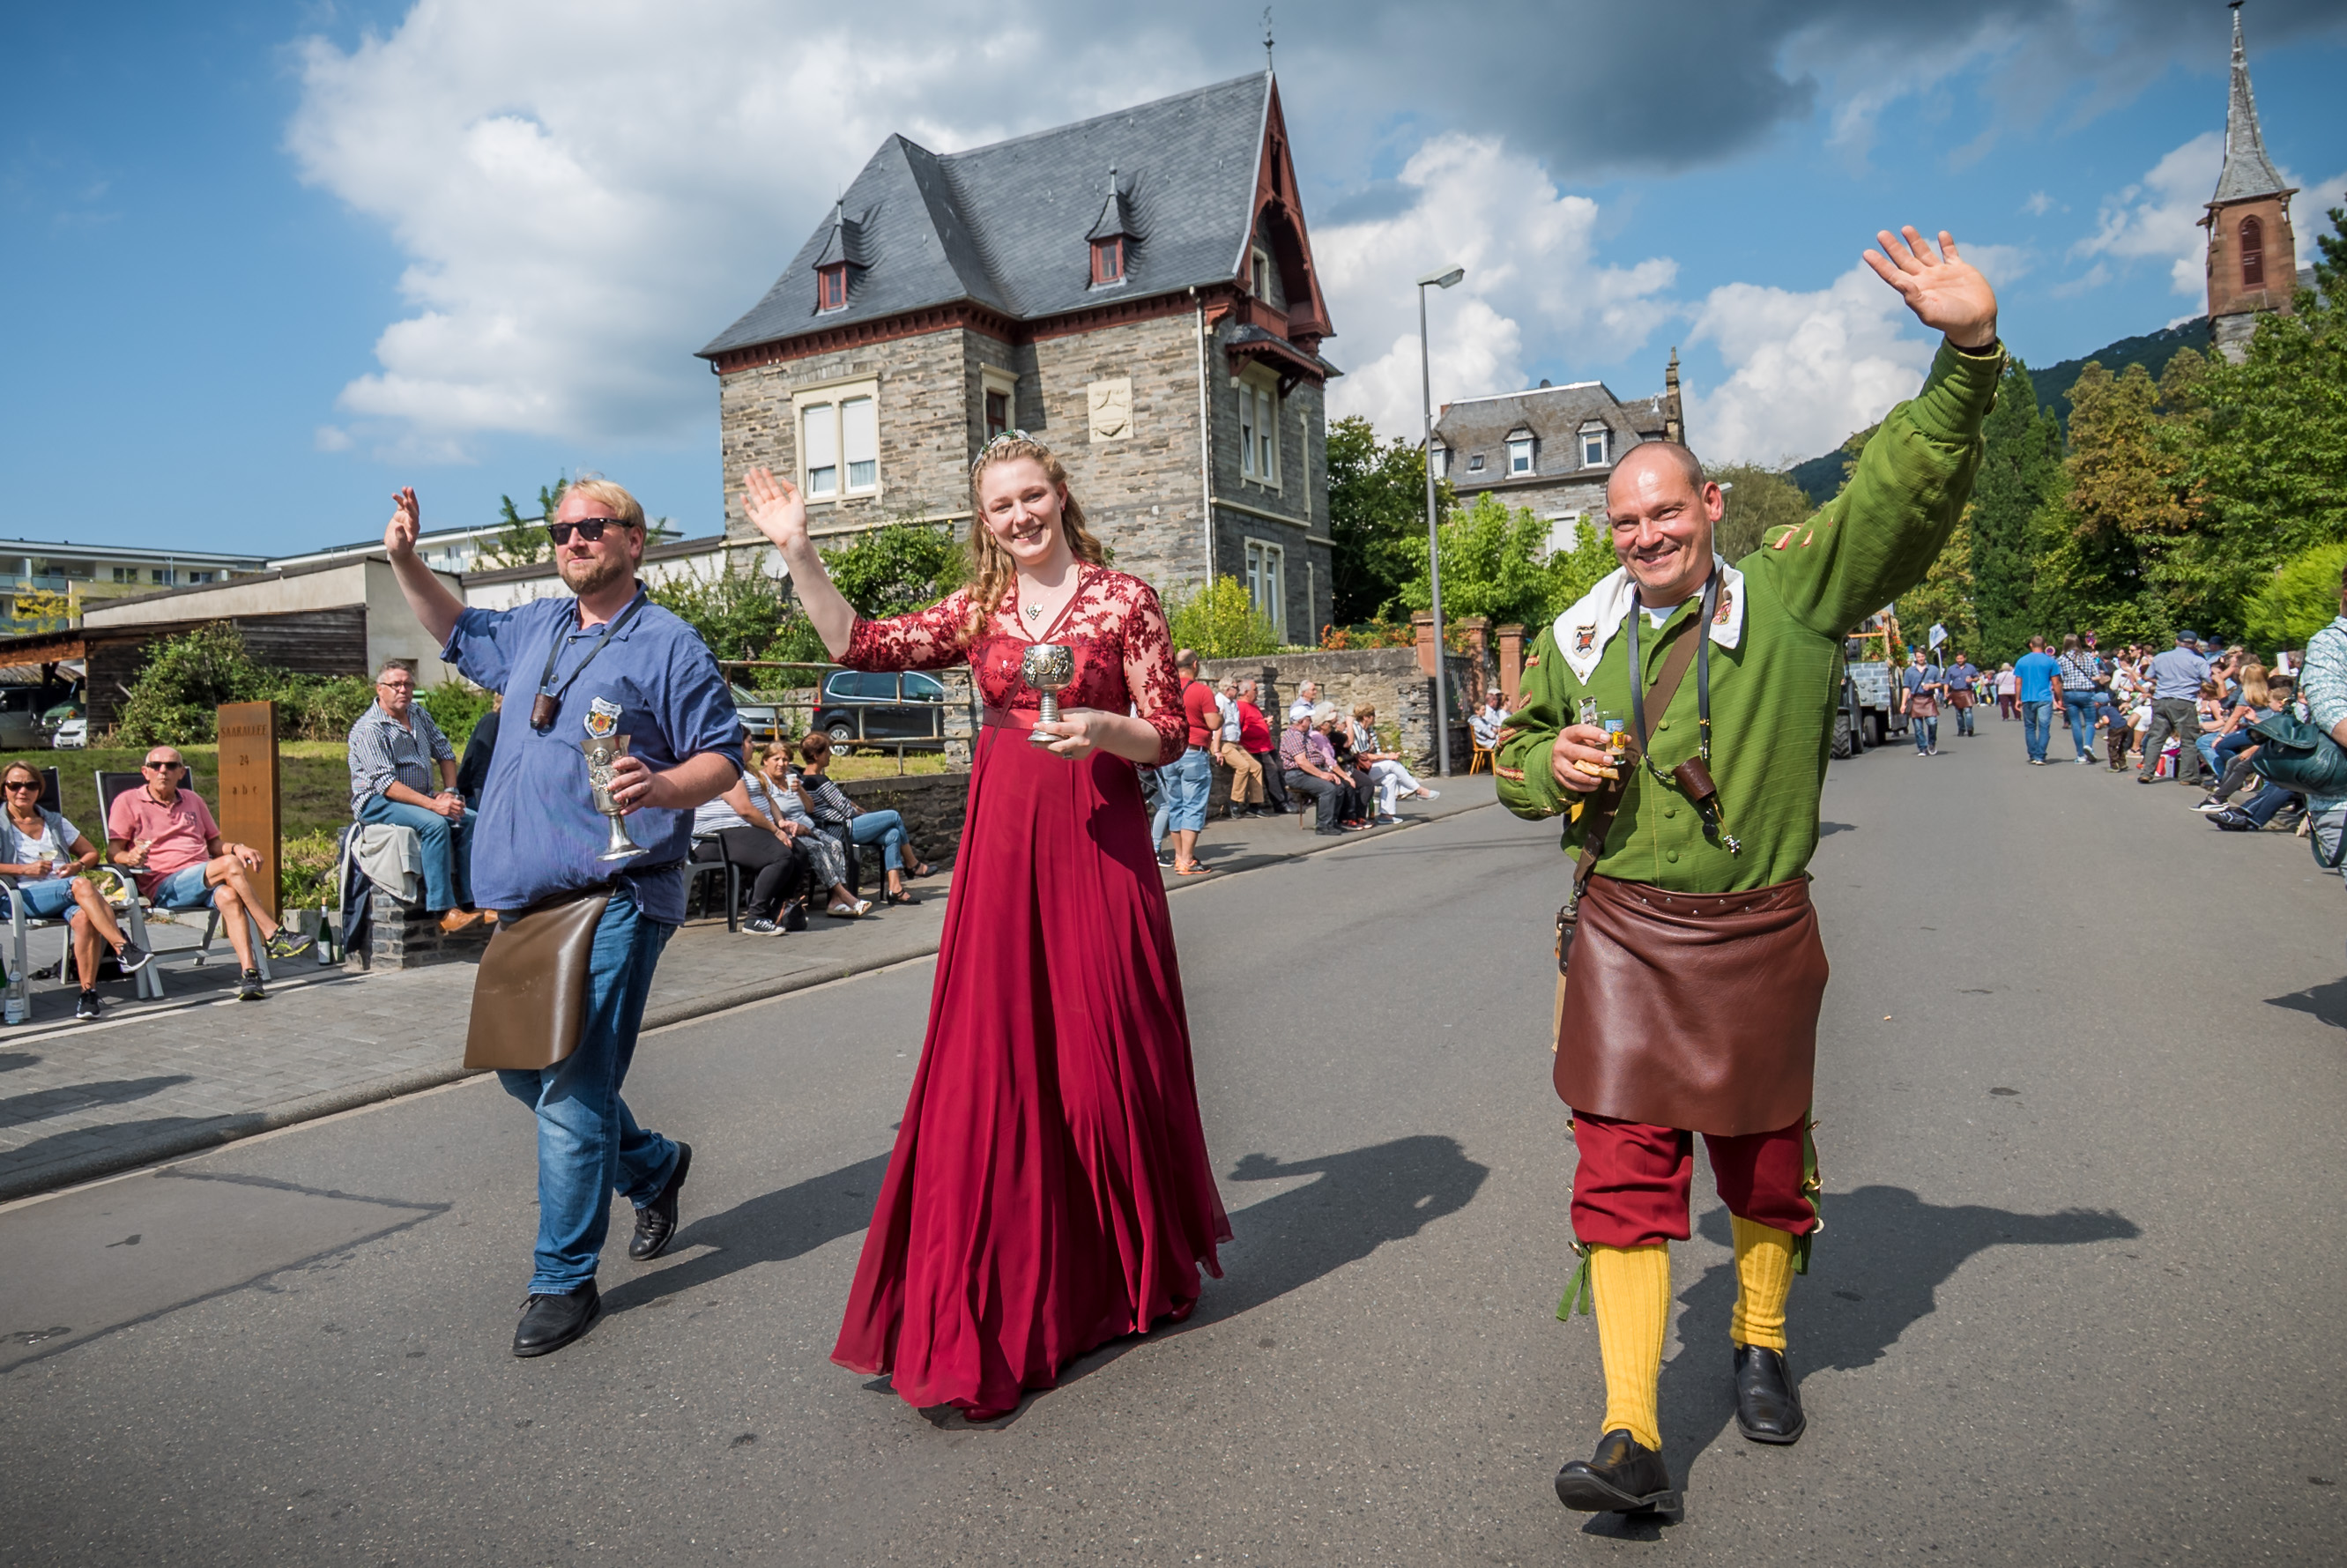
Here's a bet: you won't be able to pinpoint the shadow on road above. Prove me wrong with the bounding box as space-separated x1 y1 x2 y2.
2266 977 2347 1029
1574 1185 2138 1535
600 1151 893 1318
0 1074 193 1128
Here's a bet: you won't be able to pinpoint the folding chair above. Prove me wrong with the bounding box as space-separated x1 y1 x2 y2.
687 837 744 932
95 769 271 983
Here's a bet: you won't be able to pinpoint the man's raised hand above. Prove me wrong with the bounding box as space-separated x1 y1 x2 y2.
384 487 422 561
742 468 809 555
1862 227 1997 350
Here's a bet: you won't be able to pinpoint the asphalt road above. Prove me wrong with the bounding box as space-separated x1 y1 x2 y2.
4 731 2344 1565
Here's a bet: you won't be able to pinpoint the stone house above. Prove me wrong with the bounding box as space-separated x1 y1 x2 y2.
699 71 1341 641
1429 353 1684 555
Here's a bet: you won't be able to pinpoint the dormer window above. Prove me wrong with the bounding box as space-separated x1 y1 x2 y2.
1087 166 1140 292
1507 434 1534 475
1467 454 1485 472
817 264 849 313
1579 422 1610 468
1430 442 1449 479
1091 237 1125 286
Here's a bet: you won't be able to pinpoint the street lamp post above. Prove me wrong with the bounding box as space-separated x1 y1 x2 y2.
1417 264 1465 775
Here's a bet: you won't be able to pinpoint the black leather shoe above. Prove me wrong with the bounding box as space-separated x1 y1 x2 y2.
1555 1429 1679 1514
1734 1344 1807 1444
628 1142 692 1260
512 1280 599 1357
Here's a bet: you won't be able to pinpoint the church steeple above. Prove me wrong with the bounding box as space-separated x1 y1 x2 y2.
2201 1 2298 357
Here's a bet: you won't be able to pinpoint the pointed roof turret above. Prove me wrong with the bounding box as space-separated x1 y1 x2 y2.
1087 167 1140 242
813 200 871 271
2211 2 2291 204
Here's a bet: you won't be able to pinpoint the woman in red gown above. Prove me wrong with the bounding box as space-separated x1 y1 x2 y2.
742 436 1230 1419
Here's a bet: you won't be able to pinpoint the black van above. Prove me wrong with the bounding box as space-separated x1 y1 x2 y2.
812 670 947 746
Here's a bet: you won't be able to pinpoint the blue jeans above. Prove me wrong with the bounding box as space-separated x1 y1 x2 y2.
2020 701 2052 762
0 877 81 924
1163 746 1212 833
356 792 474 911
1953 699 1976 736
847 808 911 872
496 886 679 1294
2064 695 2098 759
1912 713 1937 753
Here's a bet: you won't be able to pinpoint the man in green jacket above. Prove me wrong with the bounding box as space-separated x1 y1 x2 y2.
1494 228 2003 1517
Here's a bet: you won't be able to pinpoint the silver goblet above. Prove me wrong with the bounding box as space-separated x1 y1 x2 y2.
583 733 650 862
1021 643 1076 747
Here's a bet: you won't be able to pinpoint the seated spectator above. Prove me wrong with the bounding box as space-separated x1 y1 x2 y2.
693 739 814 934
456 692 501 811
1318 704 1374 827
1347 703 1436 821
1470 691 1510 752
1237 680 1288 814
348 660 480 932
755 743 869 918
2197 662 2269 784
0 761 154 1020
795 732 932 905
1279 706 1355 836
108 747 314 1000
2202 672 2296 828
1289 680 1322 724
1214 676 1265 818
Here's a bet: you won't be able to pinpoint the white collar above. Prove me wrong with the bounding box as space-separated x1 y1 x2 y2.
1552 555 1746 683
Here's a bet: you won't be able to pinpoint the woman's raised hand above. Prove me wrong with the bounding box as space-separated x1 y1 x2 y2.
743 468 809 554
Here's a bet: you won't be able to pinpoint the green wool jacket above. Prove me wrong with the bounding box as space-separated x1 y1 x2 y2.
1496 339 2004 891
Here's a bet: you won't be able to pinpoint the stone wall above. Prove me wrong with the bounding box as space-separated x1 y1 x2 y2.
1199 646 1476 773
347 888 493 973
838 771 970 879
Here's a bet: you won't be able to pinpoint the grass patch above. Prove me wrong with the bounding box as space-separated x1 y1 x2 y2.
3 743 354 843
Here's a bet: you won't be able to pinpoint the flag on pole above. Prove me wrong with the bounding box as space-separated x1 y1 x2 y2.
1927 622 1947 650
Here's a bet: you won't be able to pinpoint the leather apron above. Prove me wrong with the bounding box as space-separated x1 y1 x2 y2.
1554 873 1827 1137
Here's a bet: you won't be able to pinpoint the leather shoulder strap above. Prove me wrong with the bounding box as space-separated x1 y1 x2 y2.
1570 621 1704 896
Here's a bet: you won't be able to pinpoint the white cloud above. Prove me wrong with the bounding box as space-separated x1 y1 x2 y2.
1683 264 1940 468
1313 134 1675 437
2023 190 2056 216
2070 131 2345 298
312 425 353 453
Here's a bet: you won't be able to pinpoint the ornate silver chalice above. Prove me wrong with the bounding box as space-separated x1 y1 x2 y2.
583 733 650 861
1021 643 1076 747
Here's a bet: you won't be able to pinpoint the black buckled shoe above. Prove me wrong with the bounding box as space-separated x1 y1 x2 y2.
628 1142 692 1261
1555 1429 1679 1514
512 1280 599 1357
1734 1344 1807 1445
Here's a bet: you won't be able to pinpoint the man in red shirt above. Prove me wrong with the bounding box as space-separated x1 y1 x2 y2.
1164 649 1218 875
107 746 314 1000
1214 674 1265 817
1236 679 1289 814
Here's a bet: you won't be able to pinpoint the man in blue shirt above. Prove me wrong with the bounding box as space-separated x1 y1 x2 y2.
1945 653 1980 737
2140 629 2213 787
383 478 742 1357
1900 650 1945 755
2011 635 2060 765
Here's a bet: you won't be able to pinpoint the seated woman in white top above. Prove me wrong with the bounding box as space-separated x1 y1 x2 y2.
1347 704 1437 821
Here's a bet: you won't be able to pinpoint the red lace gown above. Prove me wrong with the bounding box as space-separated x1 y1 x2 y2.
829 566 1232 1416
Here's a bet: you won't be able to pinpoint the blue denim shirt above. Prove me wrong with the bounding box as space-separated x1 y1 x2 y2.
442 592 742 922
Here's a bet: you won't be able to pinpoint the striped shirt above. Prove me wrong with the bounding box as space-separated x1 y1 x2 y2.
347 701 457 815
795 770 858 828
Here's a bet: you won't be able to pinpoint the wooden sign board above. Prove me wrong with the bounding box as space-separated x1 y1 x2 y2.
216 701 280 921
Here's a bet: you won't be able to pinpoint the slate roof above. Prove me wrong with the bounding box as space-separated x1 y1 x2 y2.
1432 383 1669 487
2212 4 2291 205
702 73 1277 358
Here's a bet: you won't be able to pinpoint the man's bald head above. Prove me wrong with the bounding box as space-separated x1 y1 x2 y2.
1605 440 1724 608
1608 441 1705 497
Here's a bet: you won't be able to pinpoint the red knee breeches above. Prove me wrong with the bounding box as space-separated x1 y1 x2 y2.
1568 1110 1816 1248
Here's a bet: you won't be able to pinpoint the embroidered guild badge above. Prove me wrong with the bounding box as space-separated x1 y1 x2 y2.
1572 624 1597 655
583 695 622 739
1713 589 1734 627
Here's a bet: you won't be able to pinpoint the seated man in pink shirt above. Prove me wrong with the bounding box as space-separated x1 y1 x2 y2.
106 746 312 1000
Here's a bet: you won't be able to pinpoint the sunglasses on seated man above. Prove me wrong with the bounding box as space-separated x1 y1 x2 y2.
143 759 184 773
547 517 632 545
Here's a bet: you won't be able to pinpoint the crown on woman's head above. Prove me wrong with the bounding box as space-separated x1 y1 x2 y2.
970 429 1051 475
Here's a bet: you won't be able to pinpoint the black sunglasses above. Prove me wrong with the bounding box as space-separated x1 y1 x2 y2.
548 518 628 545
144 761 184 772
4 780 41 791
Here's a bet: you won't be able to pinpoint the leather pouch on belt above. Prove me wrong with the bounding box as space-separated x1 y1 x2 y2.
464 887 612 1071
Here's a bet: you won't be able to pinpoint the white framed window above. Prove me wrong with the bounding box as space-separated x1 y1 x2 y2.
1251 246 1274 300
1430 442 1448 479
1579 422 1610 468
1508 435 1534 475
1244 538 1286 640
792 380 881 502
1237 373 1280 486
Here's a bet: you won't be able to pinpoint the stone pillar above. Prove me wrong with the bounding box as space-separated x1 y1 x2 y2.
1412 613 1438 678
939 666 977 769
350 887 490 972
1497 624 1526 706
1456 616 1490 707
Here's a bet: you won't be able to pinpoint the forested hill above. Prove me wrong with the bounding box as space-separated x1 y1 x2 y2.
1783 316 2215 504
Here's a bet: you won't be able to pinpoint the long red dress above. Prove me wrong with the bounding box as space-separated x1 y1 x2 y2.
829 567 1232 1416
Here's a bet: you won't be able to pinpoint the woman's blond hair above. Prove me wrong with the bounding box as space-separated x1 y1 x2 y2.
2239 662 2269 709
964 436 1108 635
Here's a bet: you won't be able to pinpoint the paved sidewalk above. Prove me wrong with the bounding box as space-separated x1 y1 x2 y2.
0 778 1496 1200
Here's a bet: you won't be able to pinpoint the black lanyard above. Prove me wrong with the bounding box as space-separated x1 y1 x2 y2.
1624 568 1719 777
530 591 646 731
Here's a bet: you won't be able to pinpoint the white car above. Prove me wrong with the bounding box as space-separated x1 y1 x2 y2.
48 717 86 750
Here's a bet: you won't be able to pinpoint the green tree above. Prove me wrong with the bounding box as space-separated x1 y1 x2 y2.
2029 360 2198 646
1967 360 2065 662
482 479 568 568
1898 516 1979 657
2242 541 2347 657
114 623 277 747
822 522 964 618
1710 464 1811 562
2172 204 2347 638
1400 494 1588 631
650 561 795 663
1328 416 1449 624
1162 576 1283 659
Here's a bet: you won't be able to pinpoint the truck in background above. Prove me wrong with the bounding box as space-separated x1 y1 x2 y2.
1834 610 1907 757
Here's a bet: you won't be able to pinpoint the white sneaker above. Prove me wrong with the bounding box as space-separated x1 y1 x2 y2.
1421 789 1440 800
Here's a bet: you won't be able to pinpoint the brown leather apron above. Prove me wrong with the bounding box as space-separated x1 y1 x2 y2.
1554 873 1827 1137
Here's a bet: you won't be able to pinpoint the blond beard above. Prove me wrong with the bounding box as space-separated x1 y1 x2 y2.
560 549 632 598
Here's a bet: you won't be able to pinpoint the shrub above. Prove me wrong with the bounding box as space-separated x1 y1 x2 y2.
2243 541 2347 658
415 680 494 750
272 675 375 742
279 827 341 910
1162 576 1281 659
113 623 275 747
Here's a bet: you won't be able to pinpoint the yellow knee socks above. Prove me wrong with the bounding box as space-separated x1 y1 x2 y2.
1589 1243 1669 1450
1729 1215 1795 1351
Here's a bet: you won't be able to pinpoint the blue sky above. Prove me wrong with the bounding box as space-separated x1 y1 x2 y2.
4 1 2342 561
